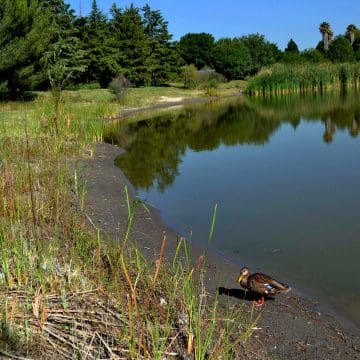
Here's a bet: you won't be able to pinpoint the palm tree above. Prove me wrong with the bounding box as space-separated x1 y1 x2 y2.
346 24 358 46
323 117 335 143
350 116 359 138
319 22 333 51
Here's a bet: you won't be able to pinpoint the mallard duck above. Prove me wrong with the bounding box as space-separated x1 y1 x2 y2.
237 267 291 306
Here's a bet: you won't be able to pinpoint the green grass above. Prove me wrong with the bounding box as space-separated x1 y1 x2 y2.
0 86 254 358
0 85 241 140
246 62 360 95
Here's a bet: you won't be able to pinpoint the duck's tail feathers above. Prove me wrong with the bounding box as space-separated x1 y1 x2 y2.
271 280 291 293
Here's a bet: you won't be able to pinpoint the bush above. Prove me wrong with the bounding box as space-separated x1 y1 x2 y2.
182 65 225 90
108 74 131 101
0 81 10 100
182 64 200 89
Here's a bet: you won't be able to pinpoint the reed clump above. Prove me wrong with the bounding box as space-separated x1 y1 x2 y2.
0 90 256 358
246 62 360 95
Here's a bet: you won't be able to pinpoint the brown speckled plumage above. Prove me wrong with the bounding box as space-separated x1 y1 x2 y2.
237 267 290 305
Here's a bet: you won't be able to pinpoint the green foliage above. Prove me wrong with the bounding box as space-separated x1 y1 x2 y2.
316 40 326 54
212 38 252 80
141 5 181 85
240 33 280 75
110 4 150 86
0 0 54 99
89 0 106 24
327 36 356 63
285 38 300 53
246 62 360 94
182 65 201 89
181 66 225 91
211 34 279 80
179 33 215 69
42 36 86 93
42 0 86 89
41 0 75 29
281 52 303 64
198 68 225 91
1 0 359 98
75 1 120 88
301 48 325 63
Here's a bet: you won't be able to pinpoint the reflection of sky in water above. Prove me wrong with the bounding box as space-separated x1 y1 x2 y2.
137 120 360 326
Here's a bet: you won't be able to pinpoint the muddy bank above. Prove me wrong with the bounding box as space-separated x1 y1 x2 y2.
82 142 359 359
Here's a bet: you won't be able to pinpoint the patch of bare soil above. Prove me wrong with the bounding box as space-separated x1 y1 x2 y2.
82 142 360 359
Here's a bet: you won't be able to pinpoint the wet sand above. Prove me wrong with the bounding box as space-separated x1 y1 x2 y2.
81 142 359 359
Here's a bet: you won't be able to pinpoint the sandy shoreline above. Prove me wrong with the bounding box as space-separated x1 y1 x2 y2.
82 142 359 359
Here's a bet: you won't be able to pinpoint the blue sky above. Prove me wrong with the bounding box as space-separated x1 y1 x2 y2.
68 0 360 50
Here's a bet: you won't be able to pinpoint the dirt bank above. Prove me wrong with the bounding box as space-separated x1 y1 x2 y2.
82 142 359 360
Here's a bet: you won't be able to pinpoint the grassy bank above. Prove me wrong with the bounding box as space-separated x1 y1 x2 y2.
0 87 254 358
246 62 360 94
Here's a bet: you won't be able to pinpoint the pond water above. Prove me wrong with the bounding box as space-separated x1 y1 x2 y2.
111 91 360 326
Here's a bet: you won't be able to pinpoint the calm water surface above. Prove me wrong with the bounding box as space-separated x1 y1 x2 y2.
112 91 360 326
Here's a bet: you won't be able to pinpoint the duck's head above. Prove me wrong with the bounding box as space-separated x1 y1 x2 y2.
237 267 250 283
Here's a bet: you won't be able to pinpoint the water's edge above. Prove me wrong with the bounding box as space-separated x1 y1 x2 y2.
133 168 360 333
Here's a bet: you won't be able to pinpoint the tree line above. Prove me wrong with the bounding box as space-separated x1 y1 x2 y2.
1 0 359 100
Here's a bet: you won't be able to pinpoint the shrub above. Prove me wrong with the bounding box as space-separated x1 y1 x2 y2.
108 74 131 101
182 64 201 89
182 65 225 91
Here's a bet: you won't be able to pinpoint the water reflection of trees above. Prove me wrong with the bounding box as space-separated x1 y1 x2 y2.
113 102 280 191
110 91 360 191
248 90 360 142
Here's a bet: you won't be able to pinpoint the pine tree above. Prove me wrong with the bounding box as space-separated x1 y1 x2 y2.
0 0 54 99
78 0 120 87
110 4 150 86
39 0 86 90
44 0 75 29
285 38 300 53
142 5 180 85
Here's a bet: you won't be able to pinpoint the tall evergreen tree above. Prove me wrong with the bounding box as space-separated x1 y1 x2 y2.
285 38 300 53
79 0 120 87
110 4 150 86
44 0 75 29
0 0 54 99
39 0 86 90
89 0 106 24
142 4 180 85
